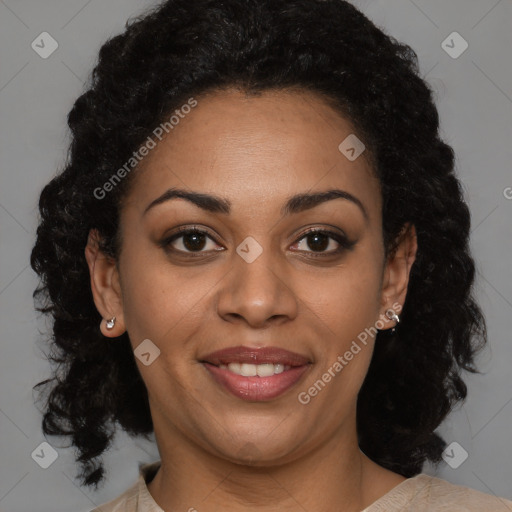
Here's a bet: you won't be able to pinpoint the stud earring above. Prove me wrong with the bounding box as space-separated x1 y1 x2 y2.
105 317 116 330
385 309 400 333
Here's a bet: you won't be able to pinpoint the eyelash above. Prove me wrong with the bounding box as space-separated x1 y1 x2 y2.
159 226 355 258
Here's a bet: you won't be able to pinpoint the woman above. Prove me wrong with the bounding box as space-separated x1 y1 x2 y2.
30 0 512 510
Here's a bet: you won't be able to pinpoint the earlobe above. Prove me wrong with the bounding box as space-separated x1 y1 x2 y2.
379 223 418 331
84 229 126 337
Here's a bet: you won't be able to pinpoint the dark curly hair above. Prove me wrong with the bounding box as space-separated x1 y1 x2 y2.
30 0 487 489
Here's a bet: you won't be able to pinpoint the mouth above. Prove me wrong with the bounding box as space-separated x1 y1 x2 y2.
199 346 312 401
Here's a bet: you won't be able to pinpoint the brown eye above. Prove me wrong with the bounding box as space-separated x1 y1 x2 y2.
303 232 330 252
291 229 355 256
161 228 222 254
180 231 208 251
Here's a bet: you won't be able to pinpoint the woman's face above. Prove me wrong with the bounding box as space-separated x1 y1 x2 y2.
88 88 416 465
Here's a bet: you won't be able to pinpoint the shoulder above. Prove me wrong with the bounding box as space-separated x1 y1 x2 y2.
366 473 512 512
89 480 139 512
89 460 162 512
418 474 512 511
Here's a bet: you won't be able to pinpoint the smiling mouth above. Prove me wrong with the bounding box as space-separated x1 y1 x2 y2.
199 345 312 401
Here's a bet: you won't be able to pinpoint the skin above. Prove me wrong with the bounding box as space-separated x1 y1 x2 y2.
85 88 417 512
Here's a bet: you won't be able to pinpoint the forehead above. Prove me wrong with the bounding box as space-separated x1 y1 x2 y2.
124 88 381 219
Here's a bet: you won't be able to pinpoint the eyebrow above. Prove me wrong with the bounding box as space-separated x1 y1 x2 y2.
143 187 369 221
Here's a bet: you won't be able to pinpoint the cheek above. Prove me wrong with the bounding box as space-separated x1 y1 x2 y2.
298 267 382 414
303 259 383 344
118 243 221 349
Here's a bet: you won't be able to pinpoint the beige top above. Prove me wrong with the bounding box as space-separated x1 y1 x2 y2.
90 461 512 512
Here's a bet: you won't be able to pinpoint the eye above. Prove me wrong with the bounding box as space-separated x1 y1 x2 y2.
290 228 355 256
160 226 355 258
160 227 223 254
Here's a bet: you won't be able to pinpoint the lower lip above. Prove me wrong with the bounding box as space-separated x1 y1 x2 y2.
203 363 311 401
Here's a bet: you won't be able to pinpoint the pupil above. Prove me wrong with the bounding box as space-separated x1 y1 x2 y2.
308 233 328 252
184 232 206 251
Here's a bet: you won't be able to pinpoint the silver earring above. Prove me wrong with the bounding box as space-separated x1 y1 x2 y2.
385 309 400 333
105 317 116 330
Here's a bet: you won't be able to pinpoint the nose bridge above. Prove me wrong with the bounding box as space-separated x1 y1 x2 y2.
216 234 297 326
236 236 279 291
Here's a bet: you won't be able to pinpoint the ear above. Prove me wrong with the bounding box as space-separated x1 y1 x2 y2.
84 229 125 337
378 223 418 330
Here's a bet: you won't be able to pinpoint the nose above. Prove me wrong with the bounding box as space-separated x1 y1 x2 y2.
216 242 298 329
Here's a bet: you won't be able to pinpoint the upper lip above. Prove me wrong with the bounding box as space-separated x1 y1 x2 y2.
200 346 311 366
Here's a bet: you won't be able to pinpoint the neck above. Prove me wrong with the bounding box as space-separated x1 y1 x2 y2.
146 419 397 512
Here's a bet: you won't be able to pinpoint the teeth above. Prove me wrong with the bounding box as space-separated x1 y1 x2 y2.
272 364 285 374
239 363 257 377
218 362 288 376
256 363 276 377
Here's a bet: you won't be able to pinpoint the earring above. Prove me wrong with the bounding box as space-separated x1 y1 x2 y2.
105 317 116 330
385 309 400 333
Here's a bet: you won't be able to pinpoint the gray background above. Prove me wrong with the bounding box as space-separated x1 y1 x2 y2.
0 0 511 510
